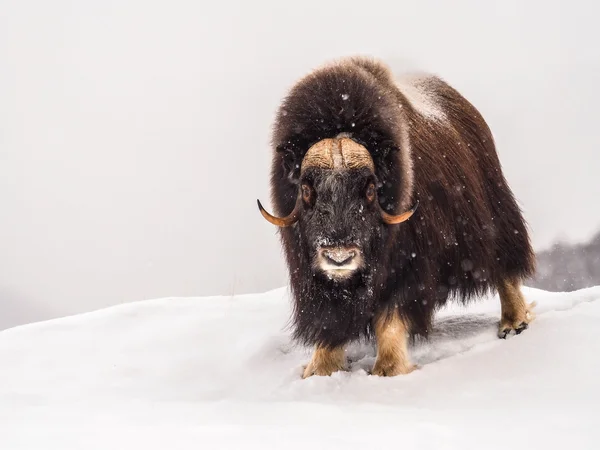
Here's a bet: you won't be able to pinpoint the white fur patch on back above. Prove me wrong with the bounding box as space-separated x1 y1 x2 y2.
396 74 446 121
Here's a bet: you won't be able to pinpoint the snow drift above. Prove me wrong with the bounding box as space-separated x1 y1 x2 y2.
1 286 599 449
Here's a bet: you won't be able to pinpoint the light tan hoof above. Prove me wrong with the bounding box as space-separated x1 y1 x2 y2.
371 358 417 377
498 301 537 339
301 346 346 379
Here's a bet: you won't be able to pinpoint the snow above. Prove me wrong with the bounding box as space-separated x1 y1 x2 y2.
1 285 600 449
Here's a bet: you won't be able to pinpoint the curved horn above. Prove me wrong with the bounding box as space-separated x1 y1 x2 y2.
257 196 301 227
381 200 419 225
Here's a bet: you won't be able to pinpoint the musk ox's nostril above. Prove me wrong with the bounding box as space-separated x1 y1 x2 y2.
327 255 353 266
321 248 356 266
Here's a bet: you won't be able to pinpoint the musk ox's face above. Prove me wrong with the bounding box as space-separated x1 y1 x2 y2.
298 167 382 281
258 137 418 282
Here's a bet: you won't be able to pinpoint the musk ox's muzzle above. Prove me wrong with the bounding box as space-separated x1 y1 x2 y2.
257 137 418 228
315 245 363 280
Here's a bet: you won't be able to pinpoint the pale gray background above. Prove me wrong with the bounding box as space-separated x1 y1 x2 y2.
1 0 599 329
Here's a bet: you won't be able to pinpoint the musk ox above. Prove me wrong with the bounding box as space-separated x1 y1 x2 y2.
257 56 536 378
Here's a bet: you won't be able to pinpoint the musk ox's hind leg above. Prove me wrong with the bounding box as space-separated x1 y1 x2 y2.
497 278 537 338
371 309 417 377
302 345 346 379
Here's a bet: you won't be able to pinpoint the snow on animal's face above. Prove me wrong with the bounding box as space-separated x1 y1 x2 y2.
298 166 383 282
257 137 416 281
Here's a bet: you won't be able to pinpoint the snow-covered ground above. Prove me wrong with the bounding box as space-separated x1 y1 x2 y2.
1 285 599 449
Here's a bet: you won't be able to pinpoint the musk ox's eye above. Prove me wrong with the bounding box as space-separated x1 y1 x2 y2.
366 183 376 203
301 184 313 204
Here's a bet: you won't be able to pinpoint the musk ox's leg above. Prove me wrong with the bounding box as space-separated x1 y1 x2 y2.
371 309 416 377
497 278 537 339
302 345 346 379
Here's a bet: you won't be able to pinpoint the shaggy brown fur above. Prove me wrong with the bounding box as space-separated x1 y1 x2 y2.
263 56 536 376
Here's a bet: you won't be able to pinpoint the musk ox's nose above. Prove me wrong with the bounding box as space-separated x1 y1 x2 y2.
320 247 357 267
317 246 363 280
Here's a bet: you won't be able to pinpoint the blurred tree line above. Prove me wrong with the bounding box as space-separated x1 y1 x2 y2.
529 231 600 292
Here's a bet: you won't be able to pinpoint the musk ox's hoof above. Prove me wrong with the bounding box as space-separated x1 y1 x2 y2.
370 361 417 377
498 322 528 339
301 349 347 379
301 361 345 379
498 301 536 339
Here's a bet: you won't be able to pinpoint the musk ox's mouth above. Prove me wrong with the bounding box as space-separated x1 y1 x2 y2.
322 268 356 280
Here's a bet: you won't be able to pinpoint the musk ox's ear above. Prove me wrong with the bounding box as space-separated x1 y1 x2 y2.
372 142 398 166
276 144 301 184
371 143 401 202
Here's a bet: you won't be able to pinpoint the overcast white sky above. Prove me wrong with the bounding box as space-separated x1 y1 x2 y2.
1 0 599 329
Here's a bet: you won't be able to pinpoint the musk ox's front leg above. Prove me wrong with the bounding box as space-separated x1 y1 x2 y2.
371 309 416 377
497 278 537 338
302 345 346 379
